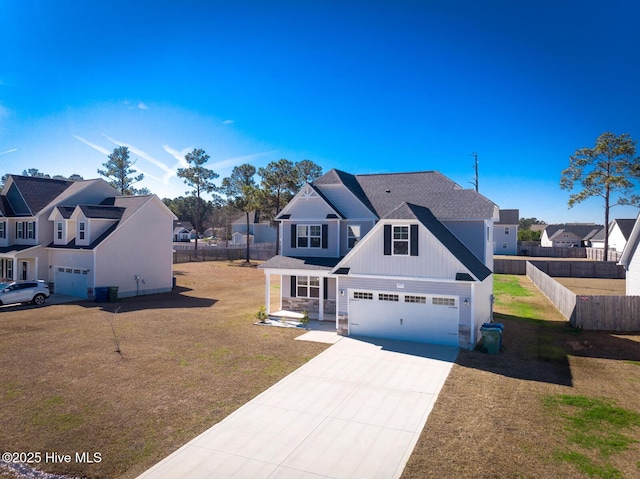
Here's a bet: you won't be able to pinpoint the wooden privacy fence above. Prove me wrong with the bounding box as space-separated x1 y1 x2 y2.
518 246 587 258
173 247 276 263
525 261 640 332
495 259 626 279
525 262 577 322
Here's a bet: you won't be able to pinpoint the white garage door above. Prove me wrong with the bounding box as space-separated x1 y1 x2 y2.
54 267 89 298
349 290 459 346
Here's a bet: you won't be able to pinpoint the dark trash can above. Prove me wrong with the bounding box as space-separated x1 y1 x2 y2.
482 322 504 350
95 287 109 303
480 323 504 355
108 286 119 302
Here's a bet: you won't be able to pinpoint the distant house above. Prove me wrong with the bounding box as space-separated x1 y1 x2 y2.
260 168 498 349
619 214 640 295
590 219 636 252
173 221 193 242
231 211 276 245
493 209 519 255
540 224 603 248
0 174 176 299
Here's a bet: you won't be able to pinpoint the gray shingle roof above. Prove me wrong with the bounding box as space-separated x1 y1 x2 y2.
78 204 125 219
384 203 492 281
313 169 497 220
545 224 603 241
591 219 636 242
496 209 519 225
259 255 342 271
9 175 74 215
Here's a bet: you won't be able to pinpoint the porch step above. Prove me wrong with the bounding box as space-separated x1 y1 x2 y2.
269 310 305 321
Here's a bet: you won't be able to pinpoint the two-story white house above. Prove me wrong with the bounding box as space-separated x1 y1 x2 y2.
493 209 519 255
0 175 176 299
260 169 498 349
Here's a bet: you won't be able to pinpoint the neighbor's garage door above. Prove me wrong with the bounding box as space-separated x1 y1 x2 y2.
349 290 459 346
54 267 89 298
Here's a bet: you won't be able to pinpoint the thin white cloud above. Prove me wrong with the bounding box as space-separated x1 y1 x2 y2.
138 102 149 110
0 148 17 155
103 134 175 181
73 135 111 155
162 145 191 168
222 119 235 125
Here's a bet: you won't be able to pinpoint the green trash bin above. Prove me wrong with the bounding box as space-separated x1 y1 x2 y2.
480 327 502 355
108 286 119 302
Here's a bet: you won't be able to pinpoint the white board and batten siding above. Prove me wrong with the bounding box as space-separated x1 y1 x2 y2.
627 243 640 295
338 219 475 279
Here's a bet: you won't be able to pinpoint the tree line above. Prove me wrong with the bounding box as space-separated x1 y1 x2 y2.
2 146 321 260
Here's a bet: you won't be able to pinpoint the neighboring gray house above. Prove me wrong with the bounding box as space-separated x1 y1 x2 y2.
619 214 640 295
590 219 636 252
231 211 276 245
493 209 519 255
0 174 176 299
540 224 603 247
260 169 498 349
173 220 193 242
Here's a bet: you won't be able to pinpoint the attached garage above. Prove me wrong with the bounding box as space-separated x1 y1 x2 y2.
348 290 459 346
54 267 89 298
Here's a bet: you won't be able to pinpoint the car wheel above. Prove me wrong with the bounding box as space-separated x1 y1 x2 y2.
32 294 46 305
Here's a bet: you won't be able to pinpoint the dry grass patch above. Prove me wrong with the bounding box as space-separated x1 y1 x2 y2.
554 277 627 296
402 275 640 479
0 261 328 479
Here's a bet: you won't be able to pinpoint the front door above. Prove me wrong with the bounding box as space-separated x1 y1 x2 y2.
21 262 28 281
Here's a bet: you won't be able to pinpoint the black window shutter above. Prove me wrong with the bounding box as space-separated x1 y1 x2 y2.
323 277 328 299
321 224 328 249
383 224 392 255
290 224 297 248
290 276 297 297
410 224 419 256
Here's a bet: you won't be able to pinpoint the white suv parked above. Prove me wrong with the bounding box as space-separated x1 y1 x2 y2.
0 280 51 306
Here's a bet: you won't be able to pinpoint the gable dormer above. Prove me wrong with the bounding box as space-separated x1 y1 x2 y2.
49 206 76 245
70 205 124 247
277 184 344 258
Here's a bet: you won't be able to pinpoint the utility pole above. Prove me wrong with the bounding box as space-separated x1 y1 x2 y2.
470 152 479 192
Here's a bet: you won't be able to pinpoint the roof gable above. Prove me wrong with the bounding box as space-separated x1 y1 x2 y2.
4 175 74 216
334 202 491 281
276 183 344 219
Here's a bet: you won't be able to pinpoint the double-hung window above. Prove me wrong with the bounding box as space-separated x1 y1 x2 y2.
348 225 360 249
393 226 409 255
27 222 35 239
79 222 86 240
297 225 322 248
57 222 63 240
0 222 5 239
297 276 320 298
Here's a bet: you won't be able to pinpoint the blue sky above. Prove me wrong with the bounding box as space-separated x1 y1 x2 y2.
1 0 640 224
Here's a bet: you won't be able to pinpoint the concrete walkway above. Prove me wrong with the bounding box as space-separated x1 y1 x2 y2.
137 336 458 479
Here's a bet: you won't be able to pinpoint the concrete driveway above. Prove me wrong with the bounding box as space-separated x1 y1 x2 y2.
137 336 458 479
